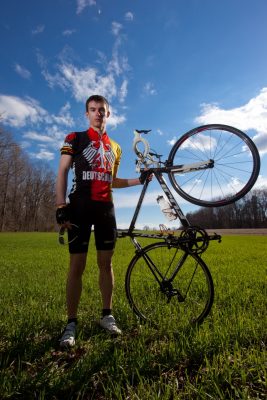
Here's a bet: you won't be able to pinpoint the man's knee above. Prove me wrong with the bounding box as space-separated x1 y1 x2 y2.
97 250 113 271
69 253 87 277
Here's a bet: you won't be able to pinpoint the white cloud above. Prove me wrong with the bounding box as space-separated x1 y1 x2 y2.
119 80 128 103
32 148 55 161
106 106 126 129
125 12 134 22
14 64 31 79
111 22 123 36
37 23 129 126
107 35 130 76
113 188 187 209
113 190 159 209
254 174 267 189
0 92 124 141
96 50 107 65
0 97 74 162
32 25 45 35
0 95 74 130
143 82 157 96
252 132 267 155
0 95 46 127
36 50 47 69
20 141 31 149
60 63 117 102
195 87 267 155
42 70 68 91
167 137 178 146
47 124 67 139
108 51 124 76
23 131 55 143
40 60 118 102
62 29 76 36
52 102 74 127
40 61 127 127
76 0 96 14
40 53 128 105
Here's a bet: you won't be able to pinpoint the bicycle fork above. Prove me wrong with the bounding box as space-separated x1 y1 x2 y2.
132 239 192 303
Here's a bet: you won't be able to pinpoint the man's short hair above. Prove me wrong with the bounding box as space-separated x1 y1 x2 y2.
85 95 109 112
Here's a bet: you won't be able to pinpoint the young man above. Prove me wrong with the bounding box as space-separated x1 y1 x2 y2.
56 95 148 348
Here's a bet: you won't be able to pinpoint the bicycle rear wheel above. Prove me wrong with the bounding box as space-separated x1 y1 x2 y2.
167 124 260 207
125 242 214 329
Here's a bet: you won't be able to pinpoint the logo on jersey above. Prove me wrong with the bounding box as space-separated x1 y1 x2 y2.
82 140 115 170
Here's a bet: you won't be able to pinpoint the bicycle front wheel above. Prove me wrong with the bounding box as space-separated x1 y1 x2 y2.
125 242 214 329
167 124 260 207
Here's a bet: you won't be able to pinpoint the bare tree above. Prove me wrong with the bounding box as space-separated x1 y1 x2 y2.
186 189 267 229
0 126 56 231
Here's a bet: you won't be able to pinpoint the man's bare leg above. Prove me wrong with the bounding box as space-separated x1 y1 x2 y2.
66 252 87 318
97 250 114 310
97 249 121 335
59 253 87 347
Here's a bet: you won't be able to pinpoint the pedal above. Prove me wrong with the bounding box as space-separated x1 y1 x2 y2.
159 224 174 236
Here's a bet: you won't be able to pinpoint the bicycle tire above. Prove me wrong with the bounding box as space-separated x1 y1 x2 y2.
167 124 260 207
125 242 214 328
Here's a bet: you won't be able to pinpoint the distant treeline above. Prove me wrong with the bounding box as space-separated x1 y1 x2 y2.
1 125 266 232
186 189 267 229
0 127 56 232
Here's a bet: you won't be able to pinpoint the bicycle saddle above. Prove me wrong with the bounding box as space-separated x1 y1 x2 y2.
135 129 151 134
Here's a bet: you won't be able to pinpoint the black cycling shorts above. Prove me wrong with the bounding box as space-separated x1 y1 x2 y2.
67 197 117 253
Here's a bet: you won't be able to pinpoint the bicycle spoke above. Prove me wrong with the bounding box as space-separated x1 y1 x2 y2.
168 124 260 206
125 243 214 329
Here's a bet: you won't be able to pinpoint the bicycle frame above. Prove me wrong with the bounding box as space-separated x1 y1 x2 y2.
117 168 191 255
124 172 205 293
117 166 221 253
117 129 222 256
138 243 190 301
128 169 190 235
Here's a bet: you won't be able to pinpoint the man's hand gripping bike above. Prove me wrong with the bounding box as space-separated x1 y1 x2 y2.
118 124 260 328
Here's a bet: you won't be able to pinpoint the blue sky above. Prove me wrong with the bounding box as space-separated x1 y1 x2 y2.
0 0 266 229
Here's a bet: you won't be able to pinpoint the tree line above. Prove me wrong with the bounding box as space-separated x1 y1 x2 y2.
186 189 267 229
1 125 266 232
0 127 56 232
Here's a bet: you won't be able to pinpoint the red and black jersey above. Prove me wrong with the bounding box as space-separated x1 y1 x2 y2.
61 128 122 202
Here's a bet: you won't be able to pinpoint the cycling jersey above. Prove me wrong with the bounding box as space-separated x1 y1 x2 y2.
61 128 122 202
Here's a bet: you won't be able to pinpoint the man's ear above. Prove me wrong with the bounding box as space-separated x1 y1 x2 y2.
106 110 110 118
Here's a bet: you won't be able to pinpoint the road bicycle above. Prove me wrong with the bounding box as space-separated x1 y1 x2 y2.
118 124 260 328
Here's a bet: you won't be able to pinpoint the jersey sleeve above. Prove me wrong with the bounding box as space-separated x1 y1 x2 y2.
110 139 122 179
60 132 77 156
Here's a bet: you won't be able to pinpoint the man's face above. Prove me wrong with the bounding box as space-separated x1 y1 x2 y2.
86 100 110 131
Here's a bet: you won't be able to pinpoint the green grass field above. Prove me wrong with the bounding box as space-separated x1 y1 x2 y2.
0 232 266 399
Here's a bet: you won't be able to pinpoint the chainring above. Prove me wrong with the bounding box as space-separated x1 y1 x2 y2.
179 226 209 254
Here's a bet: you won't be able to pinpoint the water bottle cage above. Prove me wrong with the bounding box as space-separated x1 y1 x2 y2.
162 209 178 220
157 195 178 221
